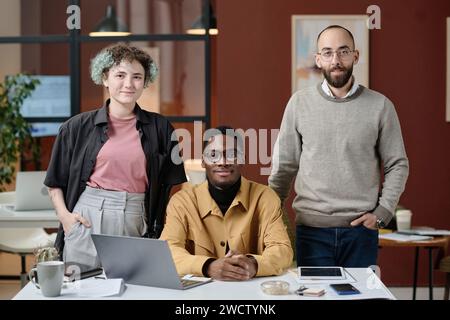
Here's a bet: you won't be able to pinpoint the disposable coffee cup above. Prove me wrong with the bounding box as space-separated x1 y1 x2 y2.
396 209 412 231
28 261 65 297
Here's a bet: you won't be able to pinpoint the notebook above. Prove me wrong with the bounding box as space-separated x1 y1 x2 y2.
75 278 125 298
63 278 125 298
91 234 212 290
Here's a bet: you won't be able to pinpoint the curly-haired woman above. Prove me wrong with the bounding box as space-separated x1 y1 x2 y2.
44 43 186 269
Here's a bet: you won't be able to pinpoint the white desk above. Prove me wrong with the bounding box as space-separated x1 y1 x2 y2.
13 268 396 300
0 204 58 228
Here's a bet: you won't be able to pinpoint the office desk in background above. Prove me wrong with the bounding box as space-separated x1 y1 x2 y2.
0 204 58 228
0 193 58 285
379 236 449 300
13 268 396 300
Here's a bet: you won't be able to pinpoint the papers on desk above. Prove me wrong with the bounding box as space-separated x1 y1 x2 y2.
379 232 433 242
397 229 450 236
63 278 125 298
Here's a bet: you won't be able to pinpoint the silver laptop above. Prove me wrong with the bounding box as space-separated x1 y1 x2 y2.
12 171 53 211
91 234 212 290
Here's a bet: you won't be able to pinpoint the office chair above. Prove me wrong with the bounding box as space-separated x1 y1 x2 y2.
0 191 57 288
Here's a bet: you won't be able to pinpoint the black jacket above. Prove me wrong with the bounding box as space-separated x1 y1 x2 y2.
44 100 186 257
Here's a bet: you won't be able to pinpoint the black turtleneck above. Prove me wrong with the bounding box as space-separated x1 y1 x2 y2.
208 177 241 215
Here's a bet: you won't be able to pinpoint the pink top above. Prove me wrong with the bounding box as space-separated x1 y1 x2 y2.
87 113 148 193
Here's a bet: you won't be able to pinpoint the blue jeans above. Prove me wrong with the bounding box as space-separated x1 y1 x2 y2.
296 225 378 267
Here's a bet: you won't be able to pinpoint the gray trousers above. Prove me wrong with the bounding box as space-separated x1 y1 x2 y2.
63 186 146 269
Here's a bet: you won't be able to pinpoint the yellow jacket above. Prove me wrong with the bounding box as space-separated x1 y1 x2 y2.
160 177 293 277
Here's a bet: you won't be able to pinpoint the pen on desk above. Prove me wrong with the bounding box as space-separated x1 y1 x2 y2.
94 276 106 279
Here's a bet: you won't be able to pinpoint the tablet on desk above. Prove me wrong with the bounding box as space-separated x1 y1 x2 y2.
298 267 346 280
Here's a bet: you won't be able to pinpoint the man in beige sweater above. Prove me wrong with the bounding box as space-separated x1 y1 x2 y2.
269 26 409 267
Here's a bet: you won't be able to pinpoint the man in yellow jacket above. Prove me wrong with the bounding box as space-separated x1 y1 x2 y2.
160 126 293 281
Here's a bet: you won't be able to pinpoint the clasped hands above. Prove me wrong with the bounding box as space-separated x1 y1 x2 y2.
207 250 258 281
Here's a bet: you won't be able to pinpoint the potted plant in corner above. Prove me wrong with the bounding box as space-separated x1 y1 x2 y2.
0 74 40 191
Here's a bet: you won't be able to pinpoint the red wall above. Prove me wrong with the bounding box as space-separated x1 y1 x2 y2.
215 0 450 286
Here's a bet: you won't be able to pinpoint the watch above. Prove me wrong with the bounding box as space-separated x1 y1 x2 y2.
376 218 386 229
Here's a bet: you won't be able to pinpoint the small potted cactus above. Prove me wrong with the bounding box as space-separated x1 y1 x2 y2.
34 246 59 263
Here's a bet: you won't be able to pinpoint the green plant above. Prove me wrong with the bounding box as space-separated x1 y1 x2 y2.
0 74 40 191
34 246 59 263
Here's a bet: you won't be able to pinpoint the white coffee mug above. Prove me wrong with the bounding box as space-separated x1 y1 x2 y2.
28 261 65 297
396 209 413 231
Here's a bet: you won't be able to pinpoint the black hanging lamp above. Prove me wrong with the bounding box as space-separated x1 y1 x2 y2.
89 5 131 37
187 2 218 35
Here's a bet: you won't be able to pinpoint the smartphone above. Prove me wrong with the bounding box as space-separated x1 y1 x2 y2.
330 283 361 295
64 263 103 281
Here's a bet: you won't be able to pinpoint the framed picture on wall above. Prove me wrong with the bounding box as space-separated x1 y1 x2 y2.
291 15 369 94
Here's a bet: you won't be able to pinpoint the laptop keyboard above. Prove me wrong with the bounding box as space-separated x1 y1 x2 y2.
180 278 201 288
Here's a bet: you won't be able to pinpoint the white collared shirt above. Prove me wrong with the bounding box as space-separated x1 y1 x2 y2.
321 76 359 99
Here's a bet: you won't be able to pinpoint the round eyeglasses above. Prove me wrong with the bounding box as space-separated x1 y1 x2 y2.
317 48 355 62
203 149 243 164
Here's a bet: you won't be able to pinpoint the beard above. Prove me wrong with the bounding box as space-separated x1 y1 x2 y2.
322 64 353 88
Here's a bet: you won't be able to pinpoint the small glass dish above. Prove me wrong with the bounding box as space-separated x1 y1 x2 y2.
260 280 290 295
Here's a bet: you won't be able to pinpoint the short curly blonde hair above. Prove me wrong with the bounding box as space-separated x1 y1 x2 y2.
90 43 158 87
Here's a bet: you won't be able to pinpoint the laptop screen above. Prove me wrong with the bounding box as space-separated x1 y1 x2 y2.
14 171 53 211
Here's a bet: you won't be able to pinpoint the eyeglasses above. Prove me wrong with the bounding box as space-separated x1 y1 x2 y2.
317 48 355 62
203 149 243 164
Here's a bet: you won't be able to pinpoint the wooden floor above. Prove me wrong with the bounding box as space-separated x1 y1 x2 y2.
0 280 22 300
